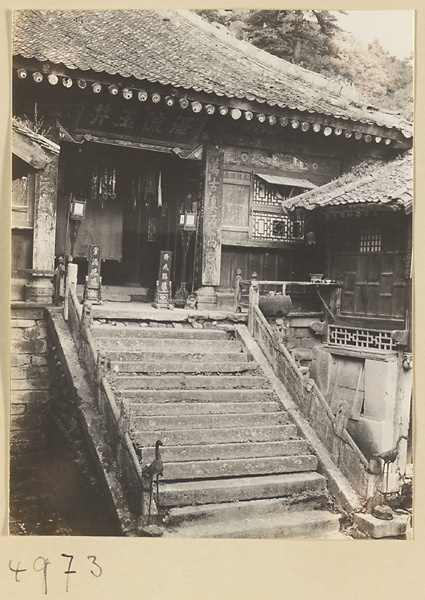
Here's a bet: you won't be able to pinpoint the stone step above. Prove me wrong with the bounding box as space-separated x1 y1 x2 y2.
163 510 341 539
97 338 242 352
110 361 258 374
140 440 310 463
127 401 280 416
105 350 248 363
92 326 230 340
115 375 270 390
122 389 277 403
160 454 318 481
166 494 328 528
159 472 327 507
131 424 298 446
131 411 290 431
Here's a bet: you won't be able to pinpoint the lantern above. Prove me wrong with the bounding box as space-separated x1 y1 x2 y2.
77 79 87 89
268 115 277 125
312 123 321 133
138 90 148 102
92 82 102 94
375 136 382 143
69 198 87 221
122 88 133 100
219 105 228 116
108 84 119 95
244 111 253 121
165 96 175 107
344 130 352 138
17 68 27 79
354 132 362 140
334 127 343 136
257 113 266 123
280 117 289 127
205 104 215 115
301 122 310 132
179 98 189 109
384 138 392 146
33 72 43 83
364 135 372 143
291 120 300 129
231 109 242 120
151 93 161 103
47 74 58 85
323 127 332 136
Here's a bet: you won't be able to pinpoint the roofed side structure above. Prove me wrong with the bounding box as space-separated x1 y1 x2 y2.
282 151 413 215
12 9 412 137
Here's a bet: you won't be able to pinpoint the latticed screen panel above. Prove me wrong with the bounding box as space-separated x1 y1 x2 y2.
328 325 396 351
254 177 281 206
252 211 304 242
147 217 158 242
360 228 382 253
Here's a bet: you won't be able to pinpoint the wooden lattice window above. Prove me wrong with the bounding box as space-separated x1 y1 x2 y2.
328 325 396 352
360 228 381 253
252 211 304 242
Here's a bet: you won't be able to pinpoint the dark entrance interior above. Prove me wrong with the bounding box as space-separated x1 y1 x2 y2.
56 143 202 295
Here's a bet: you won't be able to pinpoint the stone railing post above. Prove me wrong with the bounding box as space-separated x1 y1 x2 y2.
234 268 242 312
248 271 259 334
64 260 78 321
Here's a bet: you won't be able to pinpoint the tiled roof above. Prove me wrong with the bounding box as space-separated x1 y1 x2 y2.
13 9 411 134
282 151 413 214
12 117 60 155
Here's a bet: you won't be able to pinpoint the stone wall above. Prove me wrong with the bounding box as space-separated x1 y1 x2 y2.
10 306 50 459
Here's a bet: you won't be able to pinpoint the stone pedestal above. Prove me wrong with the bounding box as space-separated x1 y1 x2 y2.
195 286 217 311
25 274 53 304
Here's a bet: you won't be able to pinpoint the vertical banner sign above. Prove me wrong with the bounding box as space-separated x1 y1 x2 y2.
153 250 173 308
84 245 102 303
202 146 224 286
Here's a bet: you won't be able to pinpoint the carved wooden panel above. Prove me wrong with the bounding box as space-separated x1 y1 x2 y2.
202 146 224 286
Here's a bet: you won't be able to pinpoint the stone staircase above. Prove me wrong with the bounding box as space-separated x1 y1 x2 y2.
91 321 343 538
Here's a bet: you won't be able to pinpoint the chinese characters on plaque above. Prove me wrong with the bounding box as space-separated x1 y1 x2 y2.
83 245 102 303
153 251 173 309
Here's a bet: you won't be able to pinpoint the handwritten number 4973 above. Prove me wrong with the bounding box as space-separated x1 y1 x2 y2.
9 555 102 594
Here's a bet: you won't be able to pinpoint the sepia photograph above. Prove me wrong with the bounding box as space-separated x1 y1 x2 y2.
9 8 413 542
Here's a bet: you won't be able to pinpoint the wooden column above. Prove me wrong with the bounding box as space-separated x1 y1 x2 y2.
32 150 59 273
201 145 224 286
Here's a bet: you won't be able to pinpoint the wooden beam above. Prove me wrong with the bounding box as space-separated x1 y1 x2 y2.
12 129 50 169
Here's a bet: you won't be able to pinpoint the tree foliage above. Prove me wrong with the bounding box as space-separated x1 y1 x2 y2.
196 9 413 120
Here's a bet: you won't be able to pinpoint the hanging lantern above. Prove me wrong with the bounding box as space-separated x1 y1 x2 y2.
92 82 102 94
62 77 73 88
375 136 382 143
231 108 242 120
312 123 321 133
219 105 228 116
364 134 372 143
334 127 343 136
179 98 189 109
205 104 215 115
151 93 161 103
344 130 352 139
280 117 288 127
17 68 27 79
384 138 392 145
122 88 133 100
48 74 58 85
191 101 202 113
138 90 148 102
165 96 175 107
291 120 300 129
108 84 119 95
323 127 333 136
354 131 362 140
33 72 43 83
244 111 254 121
268 115 277 125
257 113 266 123
301 122 310 132
77 79 87 89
